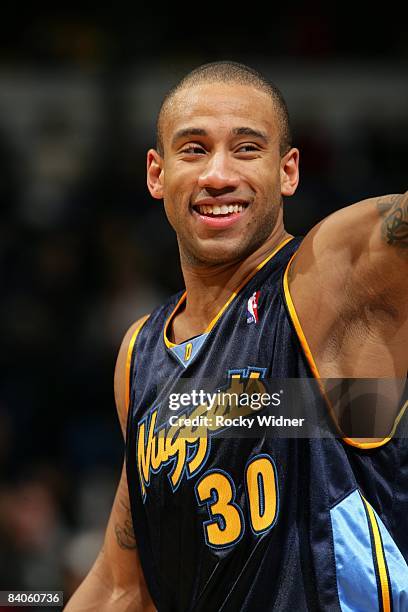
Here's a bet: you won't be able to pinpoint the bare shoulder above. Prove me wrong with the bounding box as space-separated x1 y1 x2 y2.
288 193 408 377
294 195 392 266
292 193 407 300
114 316 150 435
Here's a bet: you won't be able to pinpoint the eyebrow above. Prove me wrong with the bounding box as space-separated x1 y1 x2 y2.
171 128 208 147
232 127 269 143
171 126 269 148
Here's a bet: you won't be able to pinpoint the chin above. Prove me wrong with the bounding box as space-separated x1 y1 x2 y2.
188 238 258 267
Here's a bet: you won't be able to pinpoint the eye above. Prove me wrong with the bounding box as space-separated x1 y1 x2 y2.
181 144 206 155
236 143 260 153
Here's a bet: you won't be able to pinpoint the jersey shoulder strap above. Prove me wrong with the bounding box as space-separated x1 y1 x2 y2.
125 315 150 417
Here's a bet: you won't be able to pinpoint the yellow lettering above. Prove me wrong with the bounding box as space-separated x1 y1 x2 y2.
184 342 193 361
137 410 158 497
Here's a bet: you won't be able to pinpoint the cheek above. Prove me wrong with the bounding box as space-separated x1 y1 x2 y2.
248 163 279 191
163 170 197 210
162 183 190 229
250 178 279 209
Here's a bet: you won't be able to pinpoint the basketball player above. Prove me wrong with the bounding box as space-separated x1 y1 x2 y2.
65 62 408 611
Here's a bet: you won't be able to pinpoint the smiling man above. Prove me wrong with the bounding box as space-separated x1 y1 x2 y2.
66 62 408 611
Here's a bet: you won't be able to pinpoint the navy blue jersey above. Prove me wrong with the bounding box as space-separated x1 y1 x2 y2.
125 237 408 611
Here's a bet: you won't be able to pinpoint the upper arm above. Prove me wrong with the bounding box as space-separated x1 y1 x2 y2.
97 461 154 610
99 317 153 606
339 192 407 296
107 315 152 581
373 193 408 308
65 317 153 611
65 460 154 612
294 192 408 312
101 317 154 610
377 192 408 253
357 193 408 299
289 193 408 374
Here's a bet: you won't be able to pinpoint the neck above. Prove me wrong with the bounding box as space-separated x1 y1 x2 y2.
171 222 292 344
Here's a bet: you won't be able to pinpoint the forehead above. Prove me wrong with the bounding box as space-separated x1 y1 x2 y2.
162 82 279 144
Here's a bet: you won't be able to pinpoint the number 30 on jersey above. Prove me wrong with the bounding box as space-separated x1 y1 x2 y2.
195 454 278 549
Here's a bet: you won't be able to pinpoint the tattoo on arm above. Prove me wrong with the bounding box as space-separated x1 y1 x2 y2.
377 193 408 250
115 498 137 550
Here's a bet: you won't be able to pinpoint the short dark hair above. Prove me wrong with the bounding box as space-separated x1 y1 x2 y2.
156 61 292 156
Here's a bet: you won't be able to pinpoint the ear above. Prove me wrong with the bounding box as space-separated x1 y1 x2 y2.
280 147 300 197
147 149 164 199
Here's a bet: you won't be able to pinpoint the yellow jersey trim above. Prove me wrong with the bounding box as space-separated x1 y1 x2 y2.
361 495 392 612
164 236 294 349
283 252 320 379
164 292 187 349
125 316 150 414
283 251 407 450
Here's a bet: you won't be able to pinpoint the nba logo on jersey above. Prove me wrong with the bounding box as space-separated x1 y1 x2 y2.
247 290 260 324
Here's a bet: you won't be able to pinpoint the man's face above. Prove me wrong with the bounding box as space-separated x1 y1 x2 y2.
147 82 298 266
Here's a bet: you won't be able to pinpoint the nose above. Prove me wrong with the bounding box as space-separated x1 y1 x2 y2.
197 152 240 191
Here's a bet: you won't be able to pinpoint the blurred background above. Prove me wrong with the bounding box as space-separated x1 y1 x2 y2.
0 8 407 608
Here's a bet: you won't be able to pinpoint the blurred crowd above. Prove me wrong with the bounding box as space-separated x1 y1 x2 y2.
0 12 407 607
0 74 173 602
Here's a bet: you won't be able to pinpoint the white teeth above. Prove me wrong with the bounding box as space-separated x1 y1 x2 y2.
196 203 246 215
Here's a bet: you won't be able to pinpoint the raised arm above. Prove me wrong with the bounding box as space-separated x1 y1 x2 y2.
376 191 408 255
348 192 408 345
307 191 408 290
64 318 154 611
288 191 408 377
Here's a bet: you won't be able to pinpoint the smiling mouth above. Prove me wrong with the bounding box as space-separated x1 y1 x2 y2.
193 202 248 216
